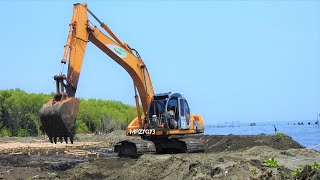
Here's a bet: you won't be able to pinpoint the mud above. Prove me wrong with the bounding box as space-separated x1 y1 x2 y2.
0 131 319 179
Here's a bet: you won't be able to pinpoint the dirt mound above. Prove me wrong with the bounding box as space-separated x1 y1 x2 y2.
196 134 303 152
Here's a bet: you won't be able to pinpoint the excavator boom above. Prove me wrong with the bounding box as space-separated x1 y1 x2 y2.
40 3 153 143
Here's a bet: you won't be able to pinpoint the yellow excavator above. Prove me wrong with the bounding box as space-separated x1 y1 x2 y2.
39 3 205 157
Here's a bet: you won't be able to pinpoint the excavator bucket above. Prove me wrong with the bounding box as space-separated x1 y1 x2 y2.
39 97 79 144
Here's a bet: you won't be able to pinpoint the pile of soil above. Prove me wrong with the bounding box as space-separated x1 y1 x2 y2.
197 134 304 152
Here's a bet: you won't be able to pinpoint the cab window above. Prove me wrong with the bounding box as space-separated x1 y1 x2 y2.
179 99 184 116
148 100 164 118
180 99 190 117
184 100 190 118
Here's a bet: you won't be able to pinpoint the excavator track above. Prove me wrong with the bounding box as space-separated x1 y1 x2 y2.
152 137 204 154
114 137 204 157
114 139 156 158
179 138 205 153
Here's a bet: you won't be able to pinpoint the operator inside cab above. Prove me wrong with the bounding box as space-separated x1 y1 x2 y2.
167 105 178 129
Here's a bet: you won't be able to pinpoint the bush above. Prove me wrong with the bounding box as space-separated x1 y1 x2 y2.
0 89 137 136
0 128 11 137
17 129 29 137
275 132 285 137
76 120 90 133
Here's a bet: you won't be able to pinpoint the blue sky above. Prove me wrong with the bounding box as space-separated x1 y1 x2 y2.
0 0 319 124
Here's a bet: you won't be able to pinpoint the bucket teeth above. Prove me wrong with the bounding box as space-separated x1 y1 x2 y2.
39 97 79 145
64 136 68 144
48 136 73 144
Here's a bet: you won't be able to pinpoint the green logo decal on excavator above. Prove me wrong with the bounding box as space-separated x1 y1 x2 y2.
106 44 127 58
114 47 127 57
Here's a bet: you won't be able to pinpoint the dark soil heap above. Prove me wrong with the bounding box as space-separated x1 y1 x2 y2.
196 134 304 152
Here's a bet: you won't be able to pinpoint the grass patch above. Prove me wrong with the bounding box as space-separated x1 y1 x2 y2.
250 168 257 176
291 165 304 178
275 132 285 137
263 156 279 168
311 161 320 170
291 162 320 178
191 168 198 176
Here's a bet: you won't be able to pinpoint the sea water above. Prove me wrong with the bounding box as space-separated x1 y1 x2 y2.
205 122 320 151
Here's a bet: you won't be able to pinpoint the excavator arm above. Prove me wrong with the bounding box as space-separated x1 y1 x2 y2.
40 3 154 143
66 3 154 113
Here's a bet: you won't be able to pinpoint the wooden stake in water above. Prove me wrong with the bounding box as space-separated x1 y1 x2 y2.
317 113 320 128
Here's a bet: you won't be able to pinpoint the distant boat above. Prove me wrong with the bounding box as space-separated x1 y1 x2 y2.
250 123 256 126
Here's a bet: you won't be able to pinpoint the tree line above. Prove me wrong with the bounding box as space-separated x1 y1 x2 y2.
0 89 137 137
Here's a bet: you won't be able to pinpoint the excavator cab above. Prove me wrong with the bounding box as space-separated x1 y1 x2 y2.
146 92 191 130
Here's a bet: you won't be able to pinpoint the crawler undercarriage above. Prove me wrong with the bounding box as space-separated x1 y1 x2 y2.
114 136 204 157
